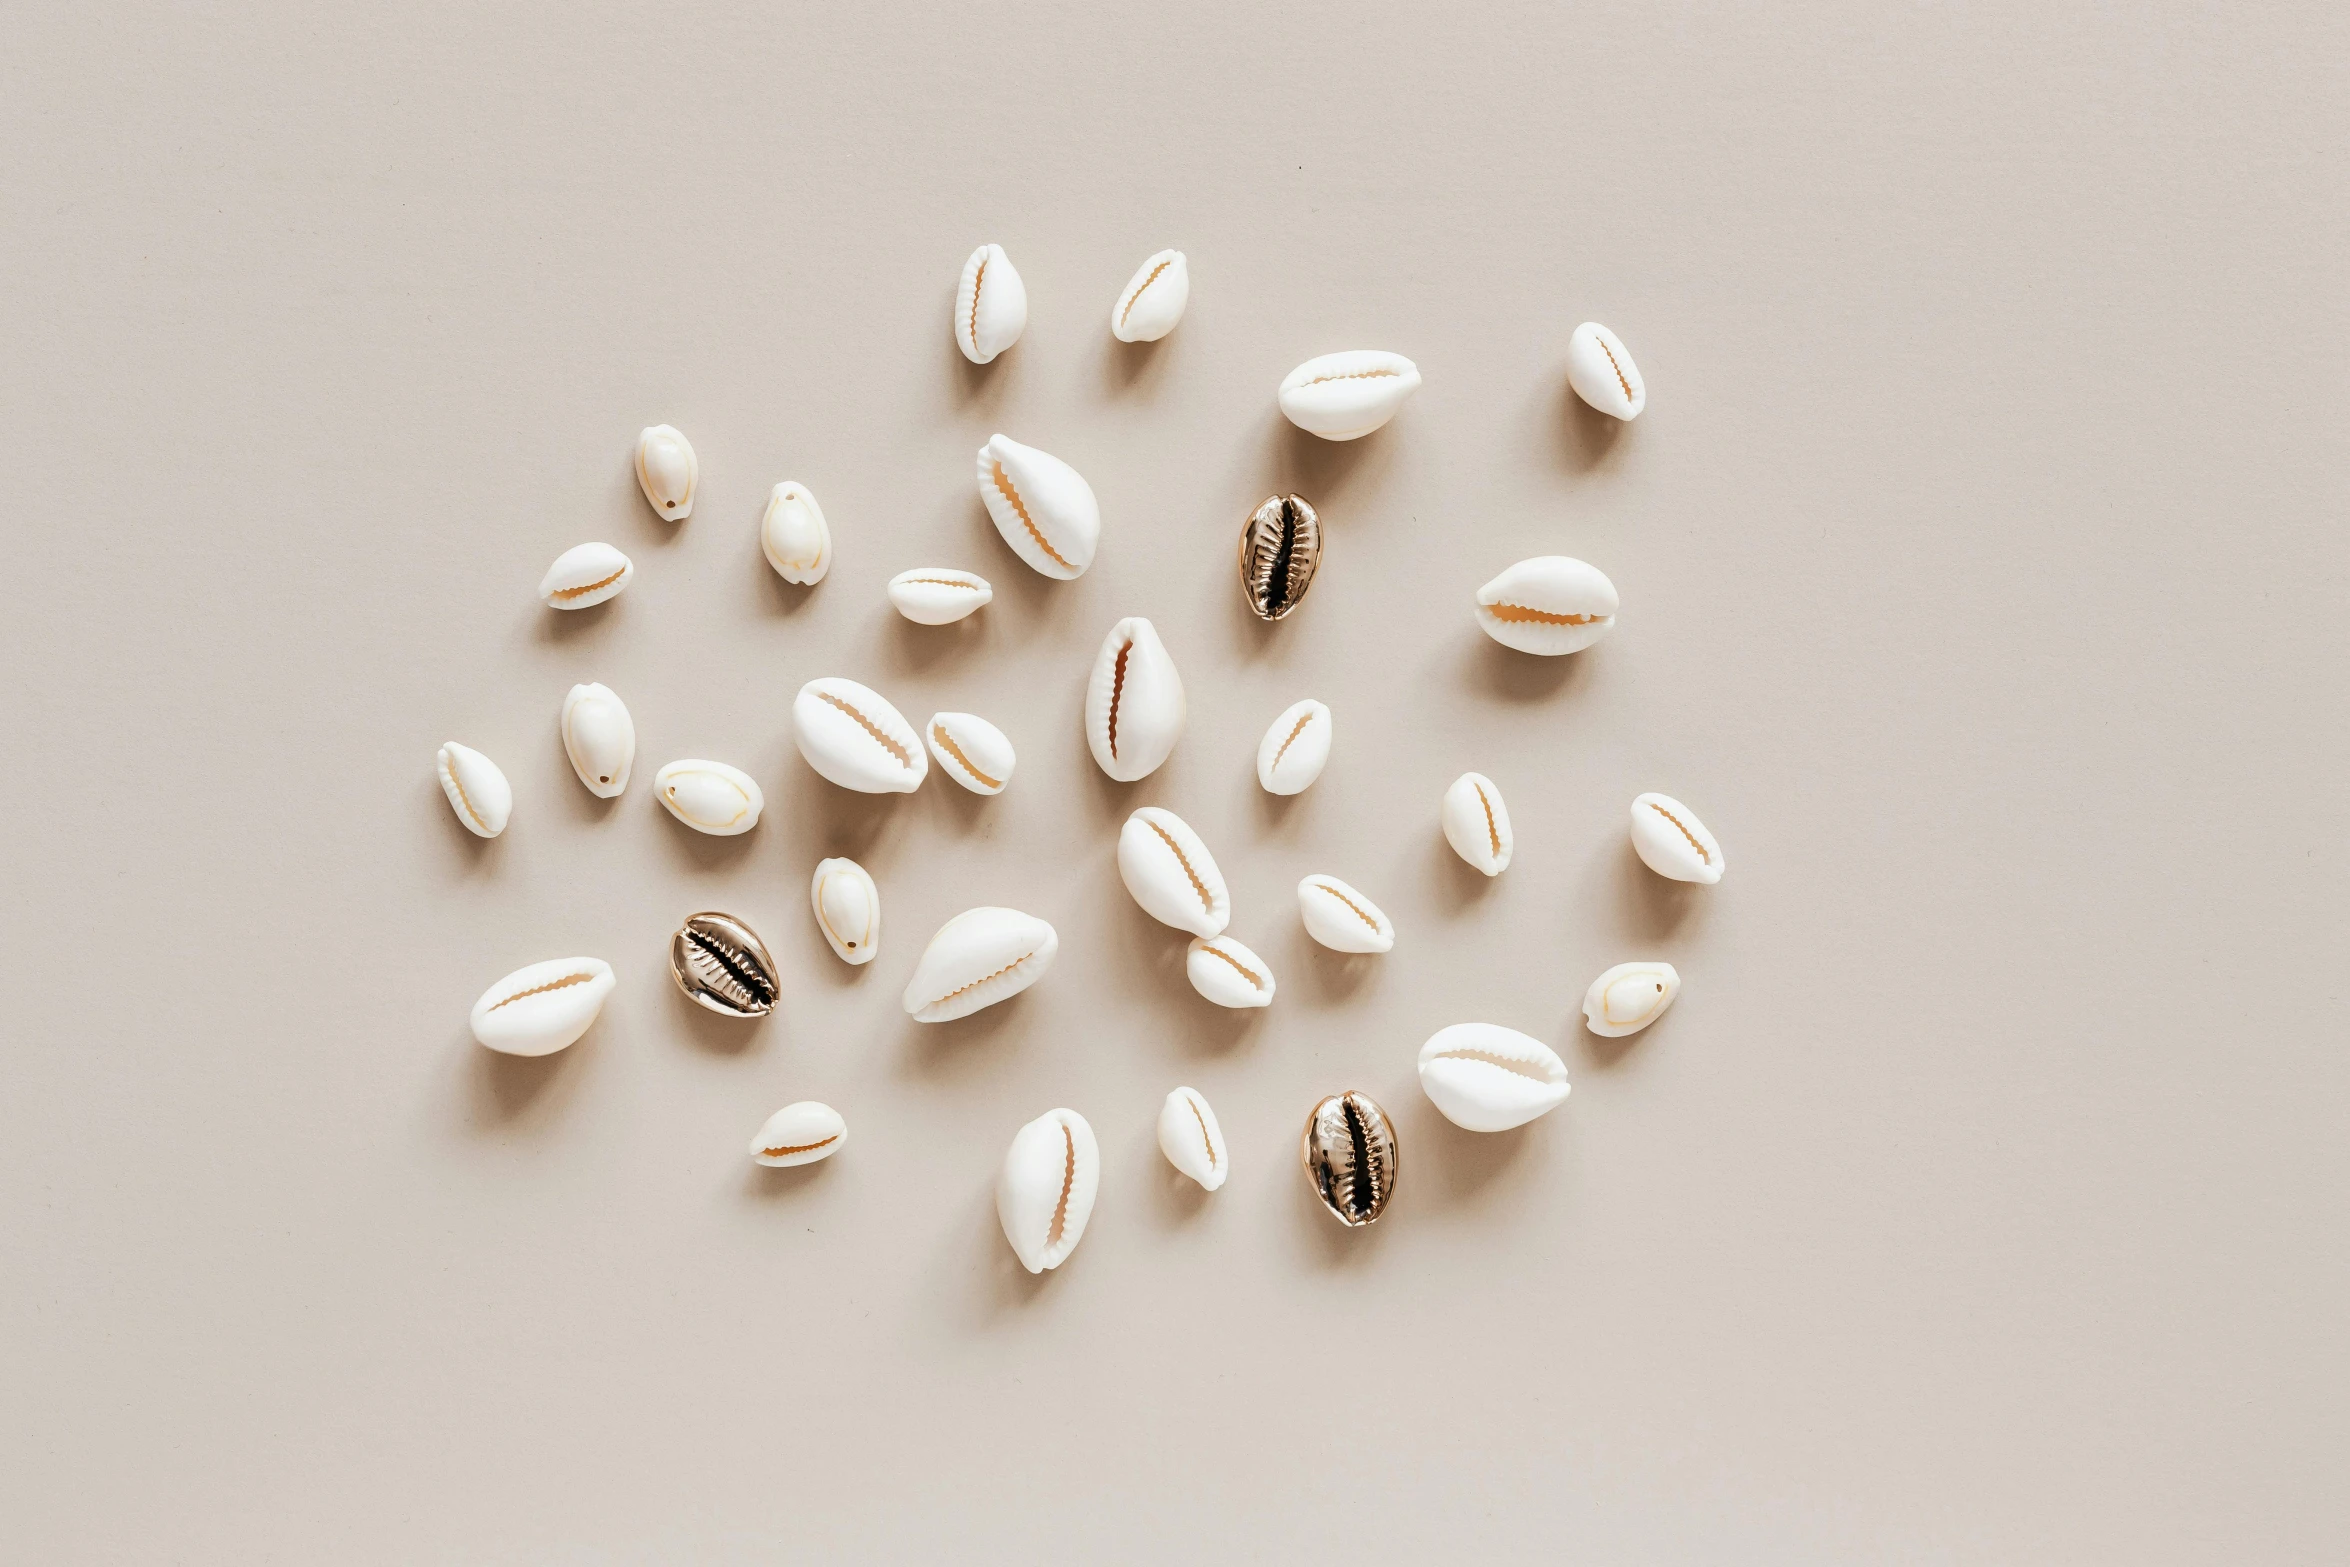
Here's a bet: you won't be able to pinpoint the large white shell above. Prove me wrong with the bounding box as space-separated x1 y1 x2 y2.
1630 792 1725 884
902 907 1058 1023
760 482 831 585
1475 556 1620 656
955 243 1028 364
1185 934 1275 1009
749 1101 847 1167
1256 699 1332 795
925 711 1015 796
792 677 927 794
537 542 633 610
810 856 879 965
560 682 635 798
1157 1086 1228 1190
1117 807 1230 938
1583 961 1682 1037
1297 874 1394 954
976 434 1099 580
887 567 992 625
653 759 763 835
469 957 615 1057
1277 350 1422 441
436 742 511 838
1084 616 1185 782
1566 321 1645 420
1111 249 1189 343
1442 772 1514 876
635 424 697 519
997 1108 1098 1273
1417 1022 1571 1133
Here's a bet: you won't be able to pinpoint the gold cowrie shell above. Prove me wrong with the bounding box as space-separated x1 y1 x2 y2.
1185 934 1275 1009
1416 1023 1570 1132
1084 616 1185 782
1583 962 1681 1037
537 541 633 609
1116 807 1230 938
749 1101 846 1167
560 682 634 798
1157 1087 1227 1190
997 1108 1098 1272
653 759 763 836
887 568 992 625
1301 1091 1399 1227
668 912 780 1019
1475 556 1619 656
1297 874 1394 954
760 482 831 585
1111 249 1188 343
1630 792 1724 884
435 742 511 838
955 243 1028 364
1256 699 1332 795
1278 350 1421 441
634 424 697 519
1566 321 1645 420
1238 494 1322 621
1441 772 1514 876
469 957 615 1057
810 857 880 965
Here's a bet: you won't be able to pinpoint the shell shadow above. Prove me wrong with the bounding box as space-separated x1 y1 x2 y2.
666 978 767 1057
463 1030 581 1126
949 335 1016 413
1292 929 1382 1004
894 995 1032 1085
527 599 618 647
1284 1149 1391 1267
1100 330 1172 397
1427 831 1499 916
1609 838 1705 942
964 1180 1054 1317
1267 413 1391 510
1404 1095 1539 1208
742 1154 838 1198
756 557 821 619
878 605 986 679
1145 1136 1214 1227
431 779 507 871
1555 377 1629 474
648 803 763 871
1464 632 1589 703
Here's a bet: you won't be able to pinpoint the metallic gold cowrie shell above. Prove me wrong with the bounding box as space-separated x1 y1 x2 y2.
668 911 780 1019
1238 494 1322 621
1302 1091 1399 1227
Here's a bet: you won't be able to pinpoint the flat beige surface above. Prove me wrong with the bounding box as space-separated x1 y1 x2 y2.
3 3 2344 1560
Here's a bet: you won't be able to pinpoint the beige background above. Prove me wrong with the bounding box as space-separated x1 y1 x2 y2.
2 3 2343 1560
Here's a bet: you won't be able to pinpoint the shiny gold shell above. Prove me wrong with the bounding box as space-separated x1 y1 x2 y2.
668 911 780 1018
1238 494 1322 621
1301 1090 1399 1226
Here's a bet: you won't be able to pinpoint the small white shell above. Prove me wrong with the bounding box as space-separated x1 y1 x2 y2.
635 424 697 519
902 907 1058 1023
1566 321 1645 420
1475 556 1620 656
1416 1022 1571 1133
976 434 1099 580
1630 792 1725 884
760 482 831 585
1111 249 1189 342
792 677 927 794
1185 934 1275 1009
469 957 615 1057
810 857 879 965
436 742 511 838
1441 772 1514 876
1157 1086 1228 1190
955 243 1028 364
1297 874 1395 954
1583 962 1681 1037
1117 807 1231 938
1084 616 1185 782
653 759 763 835
925 711 1015 795
997 1108 1098 1273
560 682 635 798
1277 350 1422 441
887 568 992 625
1256 699 1332 795
537 542 633 609
749 1101 847 1167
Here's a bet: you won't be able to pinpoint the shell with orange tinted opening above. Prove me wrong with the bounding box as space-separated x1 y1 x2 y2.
537 542 633 609
1278 350 1421 441
792 677 927 794
976 434 1098 579
1110 249 1189 343
1084 616 1185 782
1417 1023 1571 1133
1297 874 1394 954
1567 321 1646 420
1474 556 1619 656
1185 934 1275 1009
1630 792 1724 884
925 711 1015 796
955 243 1028 364
749 1101 847 1168
997 1107 1099 1272
902 907 1058 1023
887 567 992 625
1157 1086 1228 1190
1440 771 1514 876
1117 806 1230 938
1255 699 1332 795
468 957 615 1056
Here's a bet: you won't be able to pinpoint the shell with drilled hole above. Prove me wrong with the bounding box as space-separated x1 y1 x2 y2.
469 957 614 1057
635 424 697 519
997 1107 1098 1272
955 243 1028 364
1417 1023 1571 1132
538 542 633 609
749 1101 846 1168
1567 321 1645 420
1297 874 1394 954
925 711 1015 795
1185 934 1275 1009
976 434 1098 580
1630 791 1724 884
653 759 763 835
1117 807 1231 938
560 682 635 798
1158 1086 1228 1190
902 907 1058 1023
1302 1091 1399 1227
810 857 879 966
1474 556 1619 656
1583 962 1681 1037
792 677 927 794
1111 249 1188 343
1084 616 1185 782
1441 772 1514 876
760 482 830 585
436 742 511 838
1256 699 1332 795
887 567 992 625
1278 350 1421 441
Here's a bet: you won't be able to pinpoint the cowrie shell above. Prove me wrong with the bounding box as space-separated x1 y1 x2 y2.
1256 699 1332 795
810 857 880 965
669 911 780 1019
792 677 928 794
436 742 511 838
1238 493 1322 621
1117 807 1231 938
1583 962 1681 1037
955 243 1028 364
635 424 697 519
997 1108 1098 1273
560 682 635 798
653 759 763 835
902 906 1058 1023
1185 934 1275 1009
1567 321 1645 420
1630 791 1724 884
925 711 1015 795
1157 1086 1228 1190
1297 874 1394 954
887 567 992 625
537 542 633 609
976 434 1099 580
1441 772 1514 876
469 957 614 1057
1084 616 1185 782
1302 1091 1398 1227
1111 249 1188 343
1278 350 1421 441
1475 556 1620 656
749 1101 846 1168
760 482 830 585
1417 1023 1571 1133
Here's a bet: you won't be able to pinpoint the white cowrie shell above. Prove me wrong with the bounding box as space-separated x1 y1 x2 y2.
560 682 635 798
760 482 830 585
1157 1086 1228 1190
1583 962 1681 1037
1297 874 1394 954
1441 772 1514 876
653 759 763 835
1278 350 1422 441
1256 699 1332 795
902 907 1058 1023
976 434 1099 580
435 742 511 838
1085 616 1185 782
1630 792 1725 884
1475 556 1620 656
997 1108 1098 1273
749 1101 847 1167
635 424 697 519
955 243 1028 364
792 677 928 794
887 567 992 625
1185 934 1275 1009
469 957 614 1057
1416 1023 1571 1133
1111 249 1188 343
925 711 1015 795
1567 321 1645 420
1117 807 1231 938
810 857 880 965
537 542 633 609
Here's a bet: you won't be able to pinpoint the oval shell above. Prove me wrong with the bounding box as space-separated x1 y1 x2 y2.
468 957 614 1057
1238 494 1322 621
996 1108 1098 1273
1084 616 1185 782
1157 1086 1227 1190
1111 249 1189 342
1297 874 1394 954
1185 934 1275 1009
955 243 1028 364
977 434 1100 580
792 677 928 794
810 857 880 965
1277 350 1421 441
436 742 512 838
901 907 1058 1023
1256 700 1332 795
1301 1091 1399 1226
635 424 697 519
1416 1022 1571 1132
1441 772 1514 876
537 541 633 609
560 682 635 798
1630 792 1724 884
668 911 780 1018
925 711 1015 795
1117 807 1230 938
1566 321 1645 420
749 1101 846 1167
1475 556 1620 656
1583 962 1681 1038
887 567 992 625
760 482 831 585
653 759 763 836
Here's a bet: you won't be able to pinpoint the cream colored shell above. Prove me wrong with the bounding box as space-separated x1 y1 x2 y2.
1256 699 1332 795
1157 1086 1228 1190
809 857 879 965
634 423 697 519
925 711 1015 795
436 742 511 838
976 434 1099 580
560 682 634 798
901 907 1058 1023
760 481 831 584
1277 350 1421 440
1416 1022 1571 1133
1583 962 1681 1037
1566 321 1645 420
749 1101 847 1167
1084 616 1185 782
1630 792 1724 884
792 677 927 794
1474 556 1620 656
1297 874 1394 954
537 541 633 609
887 568 992 625
1185 935 1275 1009
653 759 763 836
469 957 614 1057
1117 807 1230 938
996 1108 1098 1273
955 243 1028 364
1441 772 1514 876
1111 249 1189 342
